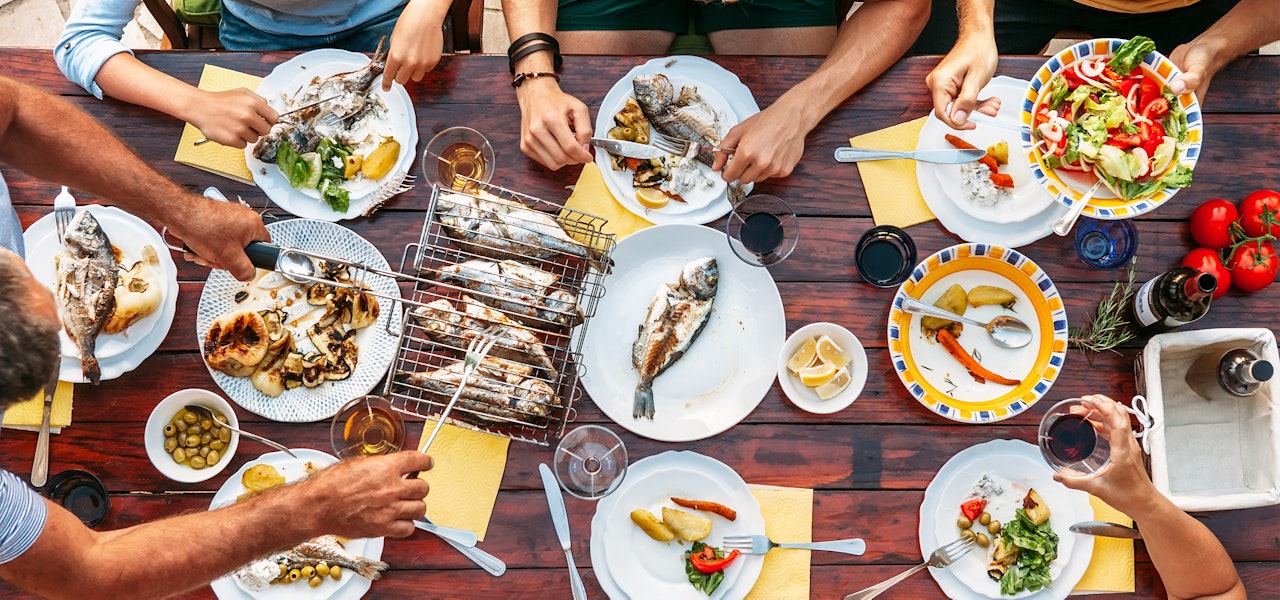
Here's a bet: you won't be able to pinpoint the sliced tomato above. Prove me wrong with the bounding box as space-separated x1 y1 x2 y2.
1061 68 1086 89
1034 106 1054 127
1142 97 1171 120
960 498 987 522
1139 76 1163 111
1139 121 1166 156
1102 66 1122 80
1118 77 1140 98
1106 131 1143 149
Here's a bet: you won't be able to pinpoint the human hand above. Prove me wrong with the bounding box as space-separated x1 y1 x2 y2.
516 78 593 170
382 0 445 92
1054 394 1159 517
187 88 278 148
1169 41 1225 101
712 105 805 185
303 451 434 539
166 195 269 281
926 34 1002 130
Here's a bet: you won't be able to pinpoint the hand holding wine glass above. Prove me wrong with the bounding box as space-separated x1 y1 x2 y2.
1051 394 1160 517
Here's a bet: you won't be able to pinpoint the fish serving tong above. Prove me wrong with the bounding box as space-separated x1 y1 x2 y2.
53 187 75 244
844 536 976 600
418 330 501 453
649 131 736 159
722 534 866 556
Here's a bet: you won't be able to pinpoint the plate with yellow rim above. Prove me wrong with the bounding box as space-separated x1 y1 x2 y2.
887 244 1068 423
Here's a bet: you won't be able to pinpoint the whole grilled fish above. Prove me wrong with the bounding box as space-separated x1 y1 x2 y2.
431 259 583 329
397 359 561 423
434 191 611 270
252 45 389 162
632 74 722 166
410 297 558 378
55 211 117 385
233 535 388 591
632 257 718 419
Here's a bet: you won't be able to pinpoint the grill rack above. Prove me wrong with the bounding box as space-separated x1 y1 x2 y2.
381 181 615 445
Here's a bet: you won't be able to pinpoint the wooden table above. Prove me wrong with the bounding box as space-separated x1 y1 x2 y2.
2 49 1278 599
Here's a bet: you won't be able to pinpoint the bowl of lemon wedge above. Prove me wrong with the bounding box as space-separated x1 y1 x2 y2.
777 322 867 414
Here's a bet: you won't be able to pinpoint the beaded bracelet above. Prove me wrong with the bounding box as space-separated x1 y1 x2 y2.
512 72 561 88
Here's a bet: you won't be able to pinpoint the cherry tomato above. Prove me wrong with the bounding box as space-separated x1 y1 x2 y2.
1228 242 1279 292
1189 198 1240 249
1142 97 1170 120
1139 121 1165 156
1181 248 1231 299
960 498 987 522
1239 189 1280 238
1139 76 1163 112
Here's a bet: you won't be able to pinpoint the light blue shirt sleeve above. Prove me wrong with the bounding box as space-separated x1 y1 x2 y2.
55 0 142 99
0 470 47 564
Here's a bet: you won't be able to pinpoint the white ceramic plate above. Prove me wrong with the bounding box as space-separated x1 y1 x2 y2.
210 449 384 600
577 224 785 441
593 56 758 225
919 440 1094 600
23 206 179 383
915 77 1068 248
196 219 402 422
247 49 418 222
592 451 765 600
776 322 868 414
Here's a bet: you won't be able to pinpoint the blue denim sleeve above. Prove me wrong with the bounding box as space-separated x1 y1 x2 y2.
55 0 142 99
0 470 47 564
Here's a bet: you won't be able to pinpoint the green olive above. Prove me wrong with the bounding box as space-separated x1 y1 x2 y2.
171 448 187 463
308 576 323 588
189 456 207 469
316 563 330 577
277 563 287 577
163 424 176 437
210 440 225 451
164 437 178 452
288 569 302 582
187 424 201 436
978 512 992 526
988 520 1002 535
184 435 201 448
215 414 227 425
219 429 232 443
199 446 211 458
975 533 990 548
175 419 188 432
182 411 198 425
207 450 221 465
201 432 213 445
329 565 342 580
200 418 213 430
301 566 315 578
956 516 972 529
960 529 976 542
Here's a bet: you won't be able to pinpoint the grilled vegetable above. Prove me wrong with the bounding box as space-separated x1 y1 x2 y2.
671 498 737 521
361 137 400 180
921 284 968 337
936 328 1022 386
630 509 675 542
662 507 712 542
967 286 1017 309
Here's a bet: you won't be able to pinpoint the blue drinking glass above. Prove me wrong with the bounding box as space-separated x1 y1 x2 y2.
1074 217 1138 269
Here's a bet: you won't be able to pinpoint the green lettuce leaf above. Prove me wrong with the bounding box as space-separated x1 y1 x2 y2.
1107 36 1157 76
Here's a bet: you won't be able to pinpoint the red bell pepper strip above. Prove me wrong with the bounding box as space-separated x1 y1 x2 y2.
690 546 742 574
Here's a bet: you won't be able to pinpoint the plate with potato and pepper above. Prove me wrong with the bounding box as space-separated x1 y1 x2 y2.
887 244 1068 423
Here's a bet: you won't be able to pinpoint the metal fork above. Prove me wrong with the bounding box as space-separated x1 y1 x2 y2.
53 186 75 244
649 131 735 159
843 537 977 600
722 534 866 556
419 330 501 453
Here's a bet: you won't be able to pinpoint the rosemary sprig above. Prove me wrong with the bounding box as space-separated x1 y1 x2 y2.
1069 259 1138 360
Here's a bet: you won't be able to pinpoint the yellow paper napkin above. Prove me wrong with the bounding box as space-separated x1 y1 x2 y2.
849 118 936 228
173 65 260 184
745 485 813 600
415 419 510 542
2 382 73 432
560 162 653 242
1073 496 1136 594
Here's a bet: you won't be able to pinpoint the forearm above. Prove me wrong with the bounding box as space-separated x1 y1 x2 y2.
955 0 995 39
502 0 557 45
1125 494 1244 600
1189 0 1280 70
93 53 205 125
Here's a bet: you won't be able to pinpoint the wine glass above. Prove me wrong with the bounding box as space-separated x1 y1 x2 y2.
855 225 917 288
423 126 495 191
725 194 799 267
1038 398 1111 475
1074 217 1138 270
553 425 628 500
330 395 406 459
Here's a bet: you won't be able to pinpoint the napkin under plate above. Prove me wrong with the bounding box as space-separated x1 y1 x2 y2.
745 484 813 600
1073 495 1136 594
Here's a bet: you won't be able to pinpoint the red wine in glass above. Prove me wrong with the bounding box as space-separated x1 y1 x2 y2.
1038 398 1111 475
1046 414 1097 462
739 212 785 255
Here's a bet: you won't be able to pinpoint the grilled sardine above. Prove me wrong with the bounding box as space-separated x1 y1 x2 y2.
410 297 558 378
397 360 560 423
631 257 718 419
434 191 610 270
55 211 117 384
233 534 388 591
430 259 582 329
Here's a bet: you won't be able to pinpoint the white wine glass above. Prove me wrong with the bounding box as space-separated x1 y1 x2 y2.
553 425 627 500
423 126 495 191
330 395 406 459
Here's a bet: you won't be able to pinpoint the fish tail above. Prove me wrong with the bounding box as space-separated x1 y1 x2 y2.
633 379 655 419
82 354 101 385
354 557 390 580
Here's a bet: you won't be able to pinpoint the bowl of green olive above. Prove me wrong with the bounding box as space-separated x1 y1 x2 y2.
146 389 240 483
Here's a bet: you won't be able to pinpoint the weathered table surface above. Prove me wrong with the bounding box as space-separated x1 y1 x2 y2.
1 49 1278 599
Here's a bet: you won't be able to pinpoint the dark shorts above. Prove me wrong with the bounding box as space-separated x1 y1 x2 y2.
910 0 1242 54
558 0 838 33
220 4 405 52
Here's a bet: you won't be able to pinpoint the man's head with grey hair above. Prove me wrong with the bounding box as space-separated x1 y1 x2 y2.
0 248 61 410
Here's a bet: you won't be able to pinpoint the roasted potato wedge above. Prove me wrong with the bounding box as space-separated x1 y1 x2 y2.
921 284 968 338
1023 489 1050 526
242 464 285 493
968 285 1017 309
986 141 1009 165
630 509 675 542
662 507 712 542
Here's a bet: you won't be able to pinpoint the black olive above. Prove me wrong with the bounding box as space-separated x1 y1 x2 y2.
234 291 249 303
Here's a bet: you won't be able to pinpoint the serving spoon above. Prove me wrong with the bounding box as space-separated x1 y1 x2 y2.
183 405 296 458
901 297 1034 349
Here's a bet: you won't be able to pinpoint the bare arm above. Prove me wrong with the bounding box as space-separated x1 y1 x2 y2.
925 0 1001 130
1057 396 1245 600
501 0 593 170
0 76 268 280
382 0 453 91
715 0 930 183
1170 0 1280 99
0 451 432 600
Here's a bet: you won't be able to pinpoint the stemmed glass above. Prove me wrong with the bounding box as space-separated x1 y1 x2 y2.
330 395 406 459
553 425 628 500
422 126 495 191
1038 398 1111 476
725 194 800 267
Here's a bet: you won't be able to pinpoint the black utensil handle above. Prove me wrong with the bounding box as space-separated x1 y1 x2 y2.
245 241 282 271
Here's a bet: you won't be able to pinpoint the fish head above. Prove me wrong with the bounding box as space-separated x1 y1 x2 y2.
63 211 112 257
632 74 674 114
680 257 718 300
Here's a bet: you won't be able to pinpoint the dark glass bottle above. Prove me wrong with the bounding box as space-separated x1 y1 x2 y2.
1128 267 1216 335
1186 347 1274 400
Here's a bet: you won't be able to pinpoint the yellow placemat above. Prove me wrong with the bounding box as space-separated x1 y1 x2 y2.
561 163 653 243
1073 496 1136 594
2 382 73 432
416 419 510 542
745 485 813 600
849 118 936 228
173 65 260 184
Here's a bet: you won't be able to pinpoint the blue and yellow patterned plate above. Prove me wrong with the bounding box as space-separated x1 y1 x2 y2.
1020 38 1203 220
888 244 1068 423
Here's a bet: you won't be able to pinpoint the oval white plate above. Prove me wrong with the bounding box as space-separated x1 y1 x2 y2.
776 322 868 414
246 49 418 222
577 224 784 441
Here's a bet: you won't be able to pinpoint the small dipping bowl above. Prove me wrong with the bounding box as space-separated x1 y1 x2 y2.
855 225 916 288
44 469 109 528
776 322 868 414
145 389 240 484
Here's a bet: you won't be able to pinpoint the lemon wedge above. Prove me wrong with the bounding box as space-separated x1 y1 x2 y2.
798 361 837 387
787 337 818 374
635 188 670 209
815 335 849 367
815 367 852 400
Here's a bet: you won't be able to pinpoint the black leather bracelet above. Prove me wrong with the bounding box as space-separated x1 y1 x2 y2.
507 32 559 57
509 41 563 75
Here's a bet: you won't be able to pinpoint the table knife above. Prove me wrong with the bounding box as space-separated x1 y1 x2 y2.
590 137 668 160
30 377 57 487
834 147 987 164
413 521 506 576
1069 521 1142 539
539 463 587 600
